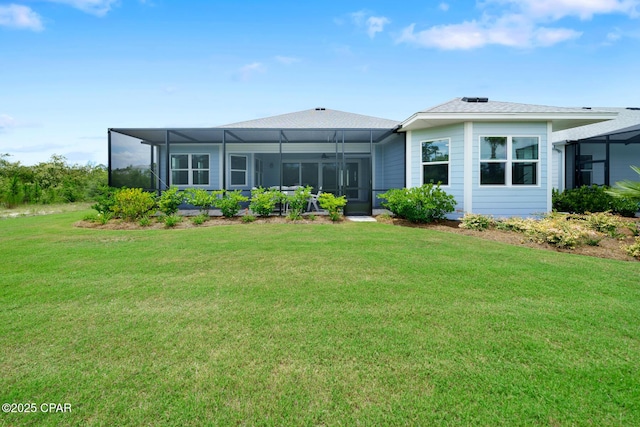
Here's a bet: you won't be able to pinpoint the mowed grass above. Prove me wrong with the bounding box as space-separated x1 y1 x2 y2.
1 212 639 426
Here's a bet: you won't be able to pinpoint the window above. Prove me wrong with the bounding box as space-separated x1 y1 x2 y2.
171 154 209 186
480 136 539 186
230 155 247 186
422 139 449 185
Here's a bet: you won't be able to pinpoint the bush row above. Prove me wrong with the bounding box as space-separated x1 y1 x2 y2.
90 186 348 224
552 185 638 217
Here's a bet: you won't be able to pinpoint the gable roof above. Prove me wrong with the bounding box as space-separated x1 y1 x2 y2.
400 98 617 132
220 108 400 129
552 107 640 143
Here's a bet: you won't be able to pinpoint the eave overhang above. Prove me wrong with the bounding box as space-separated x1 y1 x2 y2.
398 112 618 132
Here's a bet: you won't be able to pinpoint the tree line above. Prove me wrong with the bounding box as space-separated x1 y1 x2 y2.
0 154 107 207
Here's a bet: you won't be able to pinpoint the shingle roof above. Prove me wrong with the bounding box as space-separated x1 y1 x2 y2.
400 97 617 132
552 108 640 142
220 108 400 129
421 98 595 114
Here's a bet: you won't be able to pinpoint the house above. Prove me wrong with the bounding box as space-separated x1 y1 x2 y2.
108 98 615 217
552 107 640 192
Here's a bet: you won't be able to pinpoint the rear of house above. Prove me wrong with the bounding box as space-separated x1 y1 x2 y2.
109 98 615 218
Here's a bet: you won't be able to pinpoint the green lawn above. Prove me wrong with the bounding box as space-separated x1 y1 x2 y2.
1 211 639 426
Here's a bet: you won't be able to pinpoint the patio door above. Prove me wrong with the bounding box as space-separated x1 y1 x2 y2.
342 155 371 216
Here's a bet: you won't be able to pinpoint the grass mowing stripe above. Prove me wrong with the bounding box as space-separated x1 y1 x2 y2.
1 211 639 425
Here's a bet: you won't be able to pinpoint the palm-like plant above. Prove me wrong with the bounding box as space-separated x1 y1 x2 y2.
608 166 640 202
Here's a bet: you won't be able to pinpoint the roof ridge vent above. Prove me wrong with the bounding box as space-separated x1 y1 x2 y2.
461 97 488 103
315 107 326 111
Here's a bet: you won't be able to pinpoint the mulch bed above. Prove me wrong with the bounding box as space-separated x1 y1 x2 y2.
75 215 638 262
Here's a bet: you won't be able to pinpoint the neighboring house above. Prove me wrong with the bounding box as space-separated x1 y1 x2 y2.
109 98 614 217
552 107 640 191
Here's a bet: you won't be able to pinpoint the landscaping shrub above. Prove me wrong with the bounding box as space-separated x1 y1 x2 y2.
163 214 182 228
553 185 638 217
250 187 285 216
459 213 493 230
112 188 156 222
186 188 215 215
625 237 640 259
242 213 257 223
191 213 208 225
378 184 456 223
157 187 185 216
496 214 601 249
585 212 623 237
138 216 152 227
286 186 312 220
212 190 248 218
318 192 347 221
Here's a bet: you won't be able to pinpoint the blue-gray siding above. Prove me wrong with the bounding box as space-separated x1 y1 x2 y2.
471 122 548 217
409 124 465 215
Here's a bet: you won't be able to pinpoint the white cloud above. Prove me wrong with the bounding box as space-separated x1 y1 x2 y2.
275 55 300 65
606 29 623 42
439 3 450 12
43 0 120 17
347 10 391 38
0 4 44 31
396 14 582 50
533 27 583 46
366 16 390 38
0 114 18 131
350 10 367 26
236 62 266 81
492 0 640 20
394 0 631 49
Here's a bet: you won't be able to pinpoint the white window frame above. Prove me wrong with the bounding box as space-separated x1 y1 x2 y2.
421 138 450 186
230 154 248 187
170 153 209 187
479 135 540 187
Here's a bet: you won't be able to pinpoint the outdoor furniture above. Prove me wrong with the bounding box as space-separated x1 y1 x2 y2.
307 189 321 212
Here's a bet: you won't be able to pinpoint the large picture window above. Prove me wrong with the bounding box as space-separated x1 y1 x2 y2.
480 136 539 186
422 138 449 185
230 155 247 186
171 154 209 186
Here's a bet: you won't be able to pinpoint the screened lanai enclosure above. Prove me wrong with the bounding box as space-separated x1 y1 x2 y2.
564 123 640 189
109 110 405 215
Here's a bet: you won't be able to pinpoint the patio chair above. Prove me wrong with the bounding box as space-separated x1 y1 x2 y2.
307 188 322 212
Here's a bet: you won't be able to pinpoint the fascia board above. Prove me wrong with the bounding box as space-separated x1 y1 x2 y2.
399 111 618 131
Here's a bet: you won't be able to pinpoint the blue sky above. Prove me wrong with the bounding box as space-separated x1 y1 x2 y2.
1 0 639 165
